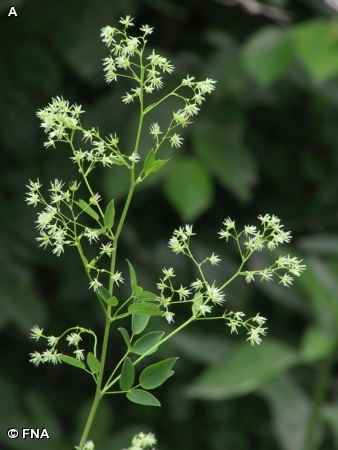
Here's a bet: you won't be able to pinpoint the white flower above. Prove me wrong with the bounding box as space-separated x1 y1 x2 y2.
182 75 195 86
206 285 225 305
163 311 175 324
244 272 255 283
122 92 134 104
168 236 185 254
52 243 64 257
244 225 257 236
279 273 293 286
74 349 85 361
89 277 102 292
47 336 58 347
42 349 62 364
119 15 134 28
196 78 217 94
199 304 212 316
140 24 154 35
30 325 43 340
260 269 273 282
29 351 43 367
169 133 184 148
246 326 267 346
190 279 204 291
99 242 115 256
111 271 124 286
84 228 100 244
26 179 42 192
209 252 221 265
149 122 162 137
223 217 235 229
162 267 175 280
176 285 191 300
66 333 82 346
129 153 141 163
25 192 40 206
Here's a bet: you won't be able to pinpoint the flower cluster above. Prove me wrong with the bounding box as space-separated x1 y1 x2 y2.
75 440 95 450
37 95 129 173
225 311 268 346
25 178 79 256
123 432 157 450
218 214 306 286
36 96 84 149
29 325 94 367
101 16 173 93
156 216 306 344
101 16 216 157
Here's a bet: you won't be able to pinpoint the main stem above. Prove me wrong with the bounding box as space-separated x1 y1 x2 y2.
77 94 145 449
77 318 111 449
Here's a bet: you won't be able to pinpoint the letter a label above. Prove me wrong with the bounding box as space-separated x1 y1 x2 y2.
8 7 18 16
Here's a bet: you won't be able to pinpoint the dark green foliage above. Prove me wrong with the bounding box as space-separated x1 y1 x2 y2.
2 1 338 449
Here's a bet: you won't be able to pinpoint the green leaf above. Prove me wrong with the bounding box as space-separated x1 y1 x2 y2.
143 149 155 174
193 120 257 202
126 389 161 407
134 291 157 302
294 19 338 82
132 284 143 294
126 259 137 288
110 154 127 165
119 357 135 391
75 199 99 221
60 355 86 370
133 331 165 355
241 25 293 85
300 325 337 363
143 102 157 114
106 296 118 306
98 286 112 302
118 327 133 352
192 291 203 316
98 286 118 306
186 339 298 400
132 314 150 335
164 156 213 221
87 352 101 374
140 357 178 389
104 199 115 229
145 159 169 176
128 303 163 316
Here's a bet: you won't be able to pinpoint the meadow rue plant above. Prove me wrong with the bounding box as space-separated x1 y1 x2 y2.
26 16 306 450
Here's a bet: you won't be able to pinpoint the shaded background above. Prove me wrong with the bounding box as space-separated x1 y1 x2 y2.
2 0 338 449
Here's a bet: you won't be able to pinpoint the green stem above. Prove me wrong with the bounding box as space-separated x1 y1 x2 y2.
302 350 335 450
102 316 196 393
77 318 111 449
77 76 146 448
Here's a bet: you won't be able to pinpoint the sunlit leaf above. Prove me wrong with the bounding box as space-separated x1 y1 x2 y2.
126 389 160 407
140 357 178 389
133 331 165 355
